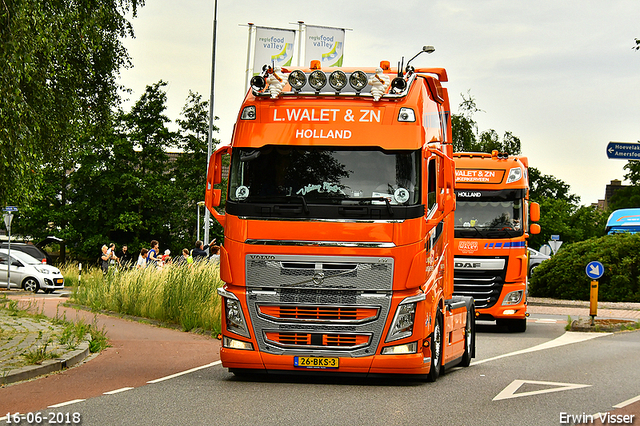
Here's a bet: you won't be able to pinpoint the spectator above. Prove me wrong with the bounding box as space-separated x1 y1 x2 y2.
210 244 221 264
162 249 172 266
117 245 134 269
108 243 118 267
100 245 110 275
175 248 190 266
147 240 160 268
137 248 149 269
192 239 216 261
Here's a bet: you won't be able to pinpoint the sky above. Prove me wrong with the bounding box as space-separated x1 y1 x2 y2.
118 0 640 206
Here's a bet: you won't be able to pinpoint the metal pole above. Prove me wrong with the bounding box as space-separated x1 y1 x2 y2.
197 203 201 242
244 23 254 93
205 0 218 247
297 21 304 66
3 212 13 290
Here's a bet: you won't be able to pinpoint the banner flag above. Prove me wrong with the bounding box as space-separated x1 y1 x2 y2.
253 27 296 74
304 25 345 67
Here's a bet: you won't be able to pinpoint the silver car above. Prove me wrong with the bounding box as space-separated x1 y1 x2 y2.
527 247 551 277
0 249 65 293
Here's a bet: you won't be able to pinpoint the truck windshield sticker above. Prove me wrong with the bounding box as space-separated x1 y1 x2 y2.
455 169 505 184
236 186 249 200
297 182 346 196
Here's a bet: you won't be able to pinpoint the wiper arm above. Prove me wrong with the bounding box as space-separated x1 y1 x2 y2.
344 197 394 216
293 195 309 214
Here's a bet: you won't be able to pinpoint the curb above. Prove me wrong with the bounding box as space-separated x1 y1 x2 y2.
1 339 91 386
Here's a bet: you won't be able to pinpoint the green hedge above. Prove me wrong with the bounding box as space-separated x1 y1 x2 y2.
529 233 640 302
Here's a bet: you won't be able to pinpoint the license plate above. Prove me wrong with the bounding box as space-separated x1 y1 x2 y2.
294 356 339 369
54 278 63 285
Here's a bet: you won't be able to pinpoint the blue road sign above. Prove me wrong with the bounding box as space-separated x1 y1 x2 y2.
607 142 640 160
585 261 604 280
2 206 17 212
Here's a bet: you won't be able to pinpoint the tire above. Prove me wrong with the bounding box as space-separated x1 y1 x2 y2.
23 278 39 293
459 306 475 367
426 312 443 382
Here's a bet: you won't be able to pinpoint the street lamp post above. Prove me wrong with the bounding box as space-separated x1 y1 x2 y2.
197 201 205 242
205 0 218 248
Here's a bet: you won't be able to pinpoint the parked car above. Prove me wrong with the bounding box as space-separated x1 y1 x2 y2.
0 242 50 264
0 249 65 293
528 247 550 277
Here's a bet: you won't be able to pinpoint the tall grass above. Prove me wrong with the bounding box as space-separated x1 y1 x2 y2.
68 262 223 335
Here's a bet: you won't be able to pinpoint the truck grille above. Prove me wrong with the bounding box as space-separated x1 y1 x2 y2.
453 257 507 309
264 332 371 350
245 254 393 357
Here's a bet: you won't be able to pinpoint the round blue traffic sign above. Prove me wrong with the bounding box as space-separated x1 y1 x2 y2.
585 261 604 280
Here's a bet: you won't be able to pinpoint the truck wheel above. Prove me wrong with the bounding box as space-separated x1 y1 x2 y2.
426 312 443 382
459 306 475 367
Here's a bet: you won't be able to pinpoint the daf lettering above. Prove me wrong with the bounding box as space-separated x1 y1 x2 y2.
455 262 481 268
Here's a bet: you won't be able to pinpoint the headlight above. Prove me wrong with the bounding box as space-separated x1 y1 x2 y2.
218 288 251 338
288 70 306 91
506 167 523 184
398 108 416 122
308 70 327 91
502 290 523 306
349 70 368 92
328 70 347 91
223 336 254 351
34 267 50 274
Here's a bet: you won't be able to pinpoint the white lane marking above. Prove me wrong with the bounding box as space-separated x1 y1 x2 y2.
48 399 86 408
535 318 559 323
471 331 611 366
493 379 591 401
147 360 222 384
104 387 135 395
613 394 640 408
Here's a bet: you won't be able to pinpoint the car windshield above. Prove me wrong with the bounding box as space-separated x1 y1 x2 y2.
228 146 421 206
3 250 41 265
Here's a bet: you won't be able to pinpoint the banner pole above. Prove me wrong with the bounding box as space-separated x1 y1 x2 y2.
244 23 254 93
297 21 304 66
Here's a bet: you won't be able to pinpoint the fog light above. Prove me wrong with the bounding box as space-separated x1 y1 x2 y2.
329 70 347 91
382 342 418 355
349 70 368 92
502 290 523 306
288 70 306 91
503 310 517 315
308 70 327 91
223 336 254 350
250 75 266 92
398 107 416 122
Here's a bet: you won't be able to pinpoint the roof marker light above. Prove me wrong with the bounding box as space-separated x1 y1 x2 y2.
250 75 266 92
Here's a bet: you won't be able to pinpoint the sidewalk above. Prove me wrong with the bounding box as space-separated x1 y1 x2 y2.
527 297 640 320
0 297 91 386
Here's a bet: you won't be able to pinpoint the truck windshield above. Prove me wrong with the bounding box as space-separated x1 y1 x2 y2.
454 190 525 237
228 146 421 206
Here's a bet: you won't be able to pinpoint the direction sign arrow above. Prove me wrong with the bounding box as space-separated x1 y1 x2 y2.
607 142 640 160
493 379 591 401
585 261 604 280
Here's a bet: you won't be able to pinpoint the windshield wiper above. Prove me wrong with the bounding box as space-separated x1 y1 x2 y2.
343 197 394 216
293 195 309 214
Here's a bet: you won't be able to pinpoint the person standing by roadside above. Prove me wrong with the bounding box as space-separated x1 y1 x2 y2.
147 240 159 268
117 245 133 269
100 245 110 275
192 239 216 261
137 248 149 269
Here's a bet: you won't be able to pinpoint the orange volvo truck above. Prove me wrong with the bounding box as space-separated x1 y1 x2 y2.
452 151 540 332
206 48 475 380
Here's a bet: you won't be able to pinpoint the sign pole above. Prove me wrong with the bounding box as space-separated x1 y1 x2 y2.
585 260 604 326
589 280 598 326
3 209 16 289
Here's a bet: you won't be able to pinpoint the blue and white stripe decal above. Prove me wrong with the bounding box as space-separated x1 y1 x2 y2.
484 241 525 249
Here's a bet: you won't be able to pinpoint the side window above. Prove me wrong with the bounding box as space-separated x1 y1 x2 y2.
0 253 7 265
427 158 437 211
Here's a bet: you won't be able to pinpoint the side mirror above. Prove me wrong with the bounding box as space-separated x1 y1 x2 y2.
529 223 541 235
205 145 231 226
530 202 540 222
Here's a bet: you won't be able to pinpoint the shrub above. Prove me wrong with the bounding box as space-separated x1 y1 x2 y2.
69 262 223 335
529 233 640 302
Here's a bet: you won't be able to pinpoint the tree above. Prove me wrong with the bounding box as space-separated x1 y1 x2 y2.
607 159 640 210
0 0 143 206
451 91 521 155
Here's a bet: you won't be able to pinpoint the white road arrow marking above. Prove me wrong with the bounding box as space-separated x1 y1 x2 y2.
493 379 591 401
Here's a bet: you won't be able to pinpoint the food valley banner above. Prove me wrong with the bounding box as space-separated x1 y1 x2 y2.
304 25 345 67
253 27 296 74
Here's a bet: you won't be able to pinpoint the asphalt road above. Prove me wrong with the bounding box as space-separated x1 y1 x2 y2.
5 312 638 426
